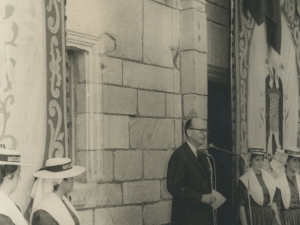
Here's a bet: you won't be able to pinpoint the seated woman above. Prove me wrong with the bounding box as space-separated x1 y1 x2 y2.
0 147 31 225
30 158 85 225
238 146 281 225
276 147 300 225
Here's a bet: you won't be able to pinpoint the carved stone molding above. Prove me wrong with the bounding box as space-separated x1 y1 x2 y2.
66 30 103 182
181 0 206 12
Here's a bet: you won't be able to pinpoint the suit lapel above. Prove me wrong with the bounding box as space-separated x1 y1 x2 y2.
198 154 211 177
184 142 209 179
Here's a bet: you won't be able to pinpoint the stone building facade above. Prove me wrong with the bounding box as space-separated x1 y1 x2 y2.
65 0 230 224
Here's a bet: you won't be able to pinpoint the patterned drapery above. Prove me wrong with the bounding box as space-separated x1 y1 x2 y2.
0 0 66 213
234 0 300 162
44 0 67 161
0 0 47 211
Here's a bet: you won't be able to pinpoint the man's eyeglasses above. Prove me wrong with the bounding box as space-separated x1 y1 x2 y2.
188 128 208 134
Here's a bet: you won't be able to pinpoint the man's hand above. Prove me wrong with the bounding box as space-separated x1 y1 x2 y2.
201 194 216 204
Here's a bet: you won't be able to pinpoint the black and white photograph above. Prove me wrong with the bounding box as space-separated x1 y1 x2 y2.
1 0 300 225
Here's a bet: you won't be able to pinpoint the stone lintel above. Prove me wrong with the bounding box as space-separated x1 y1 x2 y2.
181 0 206 12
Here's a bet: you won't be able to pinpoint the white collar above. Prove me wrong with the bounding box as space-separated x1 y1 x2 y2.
187 141 197 157
276 172 300 209
0 191 28 225
32 192 80 225
239 168 276 206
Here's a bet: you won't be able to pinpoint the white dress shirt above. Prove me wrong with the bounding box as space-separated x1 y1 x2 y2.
187 141 198 157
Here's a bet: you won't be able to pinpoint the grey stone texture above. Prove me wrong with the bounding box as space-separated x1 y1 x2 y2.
180 8 207 52
130 118 175 149
103 85 137 115
166 93 182 118
143 150 172 179
102 56 123 85
144 0 180 67
103 115 129 149
183 94 208 119
138 91 165 117
76 150 103 183
103 150 114 182
123 181 161 204
114 150 143 181
71 183 122 208
77 210 93 225
143 201 172 225
95 206 143 225
181 51 208 95
67 0 143 60
123 61 180 93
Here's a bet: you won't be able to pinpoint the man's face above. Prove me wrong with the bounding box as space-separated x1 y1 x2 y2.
187 119 207 149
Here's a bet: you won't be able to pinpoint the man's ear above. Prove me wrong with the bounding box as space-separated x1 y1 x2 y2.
186 129 191 137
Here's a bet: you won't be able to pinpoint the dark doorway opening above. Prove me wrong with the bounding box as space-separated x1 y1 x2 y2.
208 80 233 225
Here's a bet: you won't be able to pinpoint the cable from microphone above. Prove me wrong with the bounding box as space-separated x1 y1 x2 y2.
206 152 217 225
209 143 253 225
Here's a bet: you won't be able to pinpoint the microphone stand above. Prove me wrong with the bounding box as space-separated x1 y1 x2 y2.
209 144 253 225
207 154 217 225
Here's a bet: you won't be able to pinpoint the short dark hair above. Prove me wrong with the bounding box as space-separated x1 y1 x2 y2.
287 155 293 163
0 165 19 185
185 119 193 136
285 155 300 169
249 154 264 163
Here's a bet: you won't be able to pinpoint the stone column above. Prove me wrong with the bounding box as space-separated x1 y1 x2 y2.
180 0 207 120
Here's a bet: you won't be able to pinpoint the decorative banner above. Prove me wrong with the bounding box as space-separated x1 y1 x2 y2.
234 0 300 159
0 0 47 211
44 0 67 161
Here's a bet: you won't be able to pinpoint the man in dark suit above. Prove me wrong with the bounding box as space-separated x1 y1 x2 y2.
167 118 215 225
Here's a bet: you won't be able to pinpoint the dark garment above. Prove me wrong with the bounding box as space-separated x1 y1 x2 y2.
279 175 300 225
32 201 80 225
256 173 271 205
0 203 22 225
32 210 58 225
63 199 80 225
243 0 281 54
280 208 300 225
238 180 280 225
0 214 15 225
286 175 300 209
167 142 213 225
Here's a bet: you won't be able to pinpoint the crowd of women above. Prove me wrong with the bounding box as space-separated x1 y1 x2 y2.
238 146 300 225
0 147 85 225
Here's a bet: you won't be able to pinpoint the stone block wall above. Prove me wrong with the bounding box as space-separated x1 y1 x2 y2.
66 0 210 224
206 0 230 69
